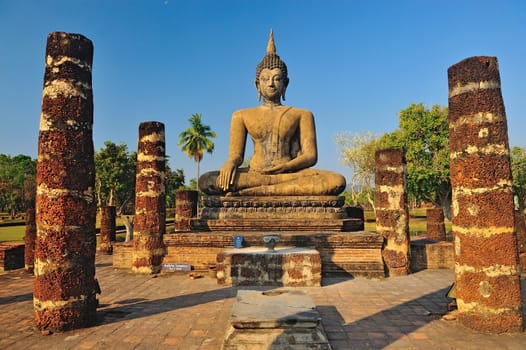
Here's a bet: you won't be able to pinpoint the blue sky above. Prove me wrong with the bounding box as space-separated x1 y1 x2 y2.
1 0 525 184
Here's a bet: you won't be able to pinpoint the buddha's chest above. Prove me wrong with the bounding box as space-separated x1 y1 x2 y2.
244 110 299 142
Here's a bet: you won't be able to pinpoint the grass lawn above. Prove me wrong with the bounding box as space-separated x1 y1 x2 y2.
1 209 451 243
364 208 452 237
0 225 26 243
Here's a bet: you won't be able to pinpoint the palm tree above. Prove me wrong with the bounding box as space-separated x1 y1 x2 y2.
178 113 216 192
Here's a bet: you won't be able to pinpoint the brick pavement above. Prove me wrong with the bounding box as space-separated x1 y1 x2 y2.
1 254 525 349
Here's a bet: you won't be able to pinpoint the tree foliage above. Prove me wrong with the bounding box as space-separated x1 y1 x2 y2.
94 141 136 214
0 154 36 217
335 131 386 209
165 165 185 208
177 113 216 187
511 146 526 213
382 103 451 217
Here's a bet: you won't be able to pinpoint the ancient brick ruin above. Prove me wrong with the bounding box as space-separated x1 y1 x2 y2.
426 208 446 241
34 32 98 332
174 189 198 231
374 148 411 276
448 56 523 333
131 122 166 274
98 206 116 254
24 208 36 273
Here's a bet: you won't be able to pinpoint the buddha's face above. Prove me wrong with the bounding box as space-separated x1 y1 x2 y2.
257 68 286 100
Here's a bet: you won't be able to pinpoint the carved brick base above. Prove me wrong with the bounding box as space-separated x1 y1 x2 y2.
216 247 321 286
200 195 361 232
162 231 385 278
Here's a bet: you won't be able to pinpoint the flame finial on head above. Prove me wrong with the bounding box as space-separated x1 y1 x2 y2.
267 29 276 54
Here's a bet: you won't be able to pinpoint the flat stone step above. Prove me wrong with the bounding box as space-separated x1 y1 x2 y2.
231 290 320 329
222 290 331 349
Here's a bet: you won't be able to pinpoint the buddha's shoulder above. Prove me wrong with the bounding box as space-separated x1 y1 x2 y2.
232 106 313 116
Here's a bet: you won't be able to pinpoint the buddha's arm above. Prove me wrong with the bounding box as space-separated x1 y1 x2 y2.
218 111 247 190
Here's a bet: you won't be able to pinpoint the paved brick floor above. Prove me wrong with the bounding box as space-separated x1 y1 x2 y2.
1 254 526 349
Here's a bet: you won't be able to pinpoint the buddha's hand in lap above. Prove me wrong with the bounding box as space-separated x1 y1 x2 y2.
259 162 290 175
217 162 238 191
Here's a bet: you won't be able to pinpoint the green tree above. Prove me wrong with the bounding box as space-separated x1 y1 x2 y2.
94 141 136 214
335 131 386 210
382 103 451 218
0 154 36 217
511 146 526 213
177 113 216 188
165 165 185 208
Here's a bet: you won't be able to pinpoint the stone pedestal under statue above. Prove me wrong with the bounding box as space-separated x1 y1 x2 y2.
200 195 362 232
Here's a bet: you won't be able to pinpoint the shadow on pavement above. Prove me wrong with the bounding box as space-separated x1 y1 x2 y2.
0 292 33 305
316 286 451 348
97 287 238 325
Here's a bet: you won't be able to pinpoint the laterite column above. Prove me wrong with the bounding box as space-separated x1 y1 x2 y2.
175 189 198 231
375 148 410 276
132 122 166 274
426 208 446 241
448 56 523 333
34 32 98 332
24 208 36 273
98 206 116 254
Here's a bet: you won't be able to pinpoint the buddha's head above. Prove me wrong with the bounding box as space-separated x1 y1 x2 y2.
255 30 289 102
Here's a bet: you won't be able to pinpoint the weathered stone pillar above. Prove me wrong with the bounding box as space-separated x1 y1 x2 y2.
24 208 36 273
426 208 446 241
448 56 523 333
98 206 116 254
374 148 411 276
132 122 166 274
175 190 198 231
34 32 98 332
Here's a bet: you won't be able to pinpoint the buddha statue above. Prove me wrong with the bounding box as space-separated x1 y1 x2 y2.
199 31 346 197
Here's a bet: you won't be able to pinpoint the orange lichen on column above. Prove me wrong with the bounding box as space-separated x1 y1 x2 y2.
374 148 411 276
132 122 166 274
426 208 446 241
24 208 36 273
34 32 98 332
448 56 523 333
98 206 116 254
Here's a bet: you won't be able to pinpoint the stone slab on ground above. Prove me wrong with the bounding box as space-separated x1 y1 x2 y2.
222 290 331 350
231 290 320 328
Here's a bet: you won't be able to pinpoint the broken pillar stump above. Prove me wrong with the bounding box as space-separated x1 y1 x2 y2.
174 189 198 231
374 148 411 276
426 207 447 241
98 206 116 254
